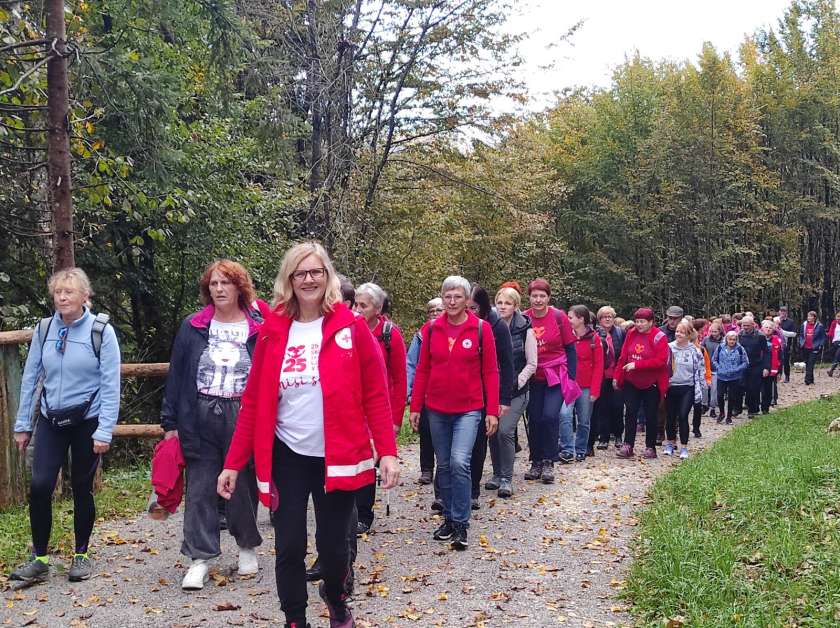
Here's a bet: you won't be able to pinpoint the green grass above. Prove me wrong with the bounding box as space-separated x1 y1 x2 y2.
0 464 150 571
627 395 840 626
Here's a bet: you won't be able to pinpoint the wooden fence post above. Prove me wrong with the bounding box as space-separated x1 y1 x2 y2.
0 344 28 507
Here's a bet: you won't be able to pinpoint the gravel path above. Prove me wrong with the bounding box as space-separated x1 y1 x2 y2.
2 371 839 628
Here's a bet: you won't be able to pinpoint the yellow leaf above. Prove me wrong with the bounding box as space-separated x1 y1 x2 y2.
437 592 448 601
85 121 95 135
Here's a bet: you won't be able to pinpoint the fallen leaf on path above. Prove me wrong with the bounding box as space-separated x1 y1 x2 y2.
214 602 241 611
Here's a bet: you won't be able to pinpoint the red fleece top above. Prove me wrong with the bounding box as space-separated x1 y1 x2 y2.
372 316 407 428
615 326 670 399
524 306 576 382
224 303 396 508
410 311 500 417
765 334 783 376
574 328 604 395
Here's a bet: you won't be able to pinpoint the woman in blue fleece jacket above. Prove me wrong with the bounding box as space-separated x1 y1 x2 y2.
11 268 121 584
711 331 748 424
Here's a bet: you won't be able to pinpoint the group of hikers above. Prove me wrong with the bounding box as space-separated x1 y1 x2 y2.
9 241 840 628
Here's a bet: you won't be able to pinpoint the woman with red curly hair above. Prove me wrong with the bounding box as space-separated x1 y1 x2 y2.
160 259 266 591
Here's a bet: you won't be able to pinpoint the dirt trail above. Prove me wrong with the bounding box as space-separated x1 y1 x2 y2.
2 371 839 628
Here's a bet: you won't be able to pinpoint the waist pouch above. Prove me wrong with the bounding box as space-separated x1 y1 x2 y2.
43 391 97 429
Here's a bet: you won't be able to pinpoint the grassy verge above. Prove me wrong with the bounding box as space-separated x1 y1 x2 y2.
627 394 840 625
0 464 149 571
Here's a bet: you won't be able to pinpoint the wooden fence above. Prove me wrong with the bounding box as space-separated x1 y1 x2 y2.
0 329 167 507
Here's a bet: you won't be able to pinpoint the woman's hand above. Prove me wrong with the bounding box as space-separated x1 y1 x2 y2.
498 405 510 418
613 380 620 390
409 412 421 432
485 415 498 437
13 432 31 453
93 440 110 454
623 362 636 372
217 469 239 500
164 429 178 440
379 455 400 489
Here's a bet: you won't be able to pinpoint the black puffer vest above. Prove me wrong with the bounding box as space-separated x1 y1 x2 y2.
509 310 531 398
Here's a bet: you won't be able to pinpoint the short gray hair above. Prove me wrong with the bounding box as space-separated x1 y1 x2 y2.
441 275 471 298
427 297 443 309
356 282 387 309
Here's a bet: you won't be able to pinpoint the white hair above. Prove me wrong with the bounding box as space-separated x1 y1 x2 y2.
356 282 387 309
427 297 443 309
741 315 755 325
441 275 471 298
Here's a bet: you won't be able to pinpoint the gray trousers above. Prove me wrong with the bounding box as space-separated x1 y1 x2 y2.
488 391 529 482
181 395 262 560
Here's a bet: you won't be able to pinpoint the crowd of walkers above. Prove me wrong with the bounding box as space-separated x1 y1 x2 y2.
8 243 840 628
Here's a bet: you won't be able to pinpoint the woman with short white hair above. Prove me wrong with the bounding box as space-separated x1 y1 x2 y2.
409 275 499 550
11 268 121 584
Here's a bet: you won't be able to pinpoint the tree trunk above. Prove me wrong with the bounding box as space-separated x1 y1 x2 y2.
45 0 74 271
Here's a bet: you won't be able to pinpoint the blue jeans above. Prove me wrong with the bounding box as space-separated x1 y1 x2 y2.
526 380 563 462
427 410 482 526
558 388 592 456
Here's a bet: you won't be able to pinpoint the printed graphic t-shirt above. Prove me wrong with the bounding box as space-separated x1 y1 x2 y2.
276 317 325 456
525 307 575 381
196 319 251 398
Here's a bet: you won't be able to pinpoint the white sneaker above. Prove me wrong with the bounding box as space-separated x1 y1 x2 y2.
237 548 259 576
679 447 689 460
182 559 208 590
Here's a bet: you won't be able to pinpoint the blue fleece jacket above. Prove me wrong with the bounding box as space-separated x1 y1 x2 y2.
711 343 749 382
14 308 121 442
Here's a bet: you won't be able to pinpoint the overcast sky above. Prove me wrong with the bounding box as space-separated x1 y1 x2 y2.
505 0 832 109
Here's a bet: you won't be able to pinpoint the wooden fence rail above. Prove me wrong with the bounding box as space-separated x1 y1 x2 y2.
0 329 168 507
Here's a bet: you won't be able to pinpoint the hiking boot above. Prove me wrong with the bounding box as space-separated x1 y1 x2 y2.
725 417 733 425
450 523 468 551
433 520 455 541
557 451 574 465
68 555 93 582
431 499 443 512
484 476 501 491
10 556 49 583
616 444 634 459
238 547 259 576
693 429 702 438
417 469 433 485
355 521 370 537
828 365 836 377
540 460 555 484
679 447 689 460
318 581 354 628
585 446 595 457
306 557 323 582
182 559 209 590
524 461 543 480
575 453 587 462
497 478 513 498
470 498 480 511
596 441 609 450
716 416 723 424
709 408 717 419
643 447 657 459
662 442 674 456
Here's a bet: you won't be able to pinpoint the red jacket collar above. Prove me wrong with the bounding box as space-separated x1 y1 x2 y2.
431 310 480 333
263 301 356 338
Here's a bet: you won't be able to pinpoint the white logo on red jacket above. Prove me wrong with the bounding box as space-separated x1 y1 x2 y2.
336 328 353 350
462 338 473 349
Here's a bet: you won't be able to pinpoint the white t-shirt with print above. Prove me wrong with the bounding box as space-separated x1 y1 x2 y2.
276 317 325 456
196 319 251 398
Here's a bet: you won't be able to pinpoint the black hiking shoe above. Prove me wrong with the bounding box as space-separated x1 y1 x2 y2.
68 555 92 582
524 461 543 480
10 557 49 583
450 523 468 551
433 520 455 541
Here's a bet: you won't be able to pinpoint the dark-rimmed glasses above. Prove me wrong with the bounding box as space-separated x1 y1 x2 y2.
291 268 326 282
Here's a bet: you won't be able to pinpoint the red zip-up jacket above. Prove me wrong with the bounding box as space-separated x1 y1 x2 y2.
224 303 396 509
765 334 783 376
615 326 670 399
410 311 500 417
574 327 604 397
372 316 407 428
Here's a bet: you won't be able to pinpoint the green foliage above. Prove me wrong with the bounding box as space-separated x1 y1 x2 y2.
626 395 840 626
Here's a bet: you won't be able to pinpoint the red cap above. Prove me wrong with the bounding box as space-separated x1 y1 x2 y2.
528 278 551 296
633 307 655 321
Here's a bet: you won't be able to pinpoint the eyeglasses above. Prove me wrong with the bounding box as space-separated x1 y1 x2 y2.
290 268 326 282
443 295 465 303
56 326 68 354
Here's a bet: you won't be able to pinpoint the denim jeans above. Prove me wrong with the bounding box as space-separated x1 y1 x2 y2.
427 410 482 526
558 387 592 456
526 380 563 462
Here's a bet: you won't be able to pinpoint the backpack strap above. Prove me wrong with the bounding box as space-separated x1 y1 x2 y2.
381 320 393 358
90 312 110 362
37 317 53 350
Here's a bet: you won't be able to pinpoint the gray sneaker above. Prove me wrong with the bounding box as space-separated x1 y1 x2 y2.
10 556 49 582
68 555 92 582
497 478 513 498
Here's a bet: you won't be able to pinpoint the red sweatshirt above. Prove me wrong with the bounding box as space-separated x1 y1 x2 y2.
410 311 500 417
765 334 783 376
574 328 604 397
372 316 407 428
614 326 670 399
224 303 396 508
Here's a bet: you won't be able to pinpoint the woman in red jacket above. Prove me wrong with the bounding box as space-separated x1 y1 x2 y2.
828 311 840 377
760 319 783 414
217 242 399 628
409 275 499 551
567 305 604 460
352 282 407 535
614 307 670 459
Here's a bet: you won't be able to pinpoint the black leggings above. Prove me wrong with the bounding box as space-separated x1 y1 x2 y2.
271 440 356 626
665 385 693 445
623 384 659 449
30 417 101 556
717 379 740 419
